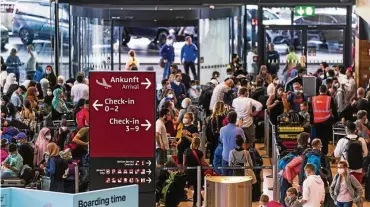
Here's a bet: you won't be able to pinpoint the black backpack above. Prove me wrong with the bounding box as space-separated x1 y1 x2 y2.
344 136 363 170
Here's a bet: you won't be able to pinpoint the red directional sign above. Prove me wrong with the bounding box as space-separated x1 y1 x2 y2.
89 71 156 194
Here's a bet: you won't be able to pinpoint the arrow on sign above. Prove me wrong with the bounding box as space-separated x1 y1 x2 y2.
93 100 103 111
146 160 152 166
146 178 152 183
297 7 304 16
141 120 151 131
146 169 152 175
140 78 151 89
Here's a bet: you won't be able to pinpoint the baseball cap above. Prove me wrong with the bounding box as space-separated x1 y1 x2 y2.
15 132 28 140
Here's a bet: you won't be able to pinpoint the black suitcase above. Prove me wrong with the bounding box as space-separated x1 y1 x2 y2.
365 165 370 201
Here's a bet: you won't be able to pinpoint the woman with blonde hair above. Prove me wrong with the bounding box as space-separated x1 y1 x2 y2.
125 50 139 70
183 137 204 206
207 101 227 164
296 55 307 72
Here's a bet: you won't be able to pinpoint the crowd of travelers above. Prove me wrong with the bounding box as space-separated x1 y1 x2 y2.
155 40 370 207
1 51 90 192
1 37 370 207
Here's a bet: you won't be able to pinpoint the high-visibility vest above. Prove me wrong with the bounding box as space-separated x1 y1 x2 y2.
312 95 332 123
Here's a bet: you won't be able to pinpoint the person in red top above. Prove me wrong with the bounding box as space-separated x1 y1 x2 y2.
76 99 89 128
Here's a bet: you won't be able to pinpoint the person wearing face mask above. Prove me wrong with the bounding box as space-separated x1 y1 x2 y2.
52 88 70 117
10 85 25 110
34 128 52 167
15 132 34 169
334 121 368 184
287 82 306 113
322 69 335 86
158 88 176 112
43 65 57 88
267 85 288 125
188 80 200 102
170 73 186 109
332 82 346 114
177 112 199 167
160 36 175 80
157 79 171 103
330 161 363 207
285 187 301 207
178 98 199 127
156 108 170 166
227 54 242 73
343 70 356 104
312 85 337 155
256 65 272 87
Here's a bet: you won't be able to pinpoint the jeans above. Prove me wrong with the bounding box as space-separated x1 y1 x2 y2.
26 71 36 80
222 160 232 176
1 172 15 179
184 61 197 80
336 201 353 207
163 61 172 80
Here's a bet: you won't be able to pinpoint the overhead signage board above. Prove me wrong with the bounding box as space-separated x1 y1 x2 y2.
89 71 156 206
294 6 315 17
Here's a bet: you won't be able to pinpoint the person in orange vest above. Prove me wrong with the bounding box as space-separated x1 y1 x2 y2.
311 85 337 155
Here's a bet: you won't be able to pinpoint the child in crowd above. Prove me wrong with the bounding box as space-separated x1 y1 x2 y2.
229 134 253 176
298 102 310 132
1 143 23 179
285 187 301 207
259 195 269 207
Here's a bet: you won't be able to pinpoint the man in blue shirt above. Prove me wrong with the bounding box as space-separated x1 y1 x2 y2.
160 36 175 80
220 111 246 176
170 74 186 109
181 36 198 80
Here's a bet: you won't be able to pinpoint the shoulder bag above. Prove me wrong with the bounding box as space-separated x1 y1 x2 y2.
244 150 257 184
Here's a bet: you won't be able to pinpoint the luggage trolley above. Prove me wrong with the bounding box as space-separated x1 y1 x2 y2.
332 121 346 144
276 112 305 155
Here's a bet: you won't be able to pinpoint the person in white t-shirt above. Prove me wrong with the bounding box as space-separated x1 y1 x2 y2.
71 75 89 105
232 87 263 144
156 108 170 166
300 163 325 207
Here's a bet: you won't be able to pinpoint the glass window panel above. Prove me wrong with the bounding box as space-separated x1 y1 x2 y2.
262 7 292 25
294 7 347 25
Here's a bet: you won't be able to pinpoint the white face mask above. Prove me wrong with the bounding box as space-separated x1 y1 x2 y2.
183 118 189 124
319 74 325 79
274 80 279 84
47 91 52 96
46 70 51 74
181 101 189 109
192 85 197 89
338 168 345 174
166 85 172 89
12 77 17 82
174 81 180 86
334 83 340 88
166 39 173 45
167 94 174 99
45 134 51 140
36 91 39 96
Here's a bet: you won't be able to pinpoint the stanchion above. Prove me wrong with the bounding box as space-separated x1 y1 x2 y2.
262 109 270 158
197 166 202 207
74 165 79 193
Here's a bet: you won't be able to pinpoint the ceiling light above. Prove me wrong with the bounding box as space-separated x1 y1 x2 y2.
189 8 191 10
120 7 123 10
170 9 173 11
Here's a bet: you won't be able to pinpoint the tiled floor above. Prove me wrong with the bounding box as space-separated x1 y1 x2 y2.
175 143 370 207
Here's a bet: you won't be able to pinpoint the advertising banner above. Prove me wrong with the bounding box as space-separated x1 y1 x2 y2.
0 186 138 207
89 71 156 206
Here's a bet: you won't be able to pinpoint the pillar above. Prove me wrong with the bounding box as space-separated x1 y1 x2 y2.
355 0 370 87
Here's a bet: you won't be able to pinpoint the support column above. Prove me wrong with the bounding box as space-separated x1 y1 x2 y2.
355 0 370 87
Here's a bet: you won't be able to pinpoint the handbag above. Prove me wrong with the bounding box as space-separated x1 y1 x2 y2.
244 150 257 184
191 149 218 176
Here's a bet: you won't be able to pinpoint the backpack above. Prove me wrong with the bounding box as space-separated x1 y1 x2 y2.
344 136 363 170
278 153 297 171
231 150 245 176
305 152 321 175
160 172 187 207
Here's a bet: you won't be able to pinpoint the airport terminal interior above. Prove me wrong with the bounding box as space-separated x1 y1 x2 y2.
1 0 370 206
